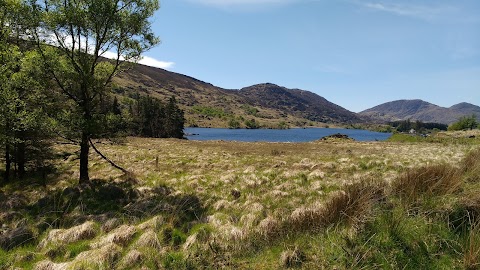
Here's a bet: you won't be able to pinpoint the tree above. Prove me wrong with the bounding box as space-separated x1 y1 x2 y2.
0 1 18 181
164 97 185 139
130 95 184 139
28 0 160 184
1 0 54 182
448 115 479 131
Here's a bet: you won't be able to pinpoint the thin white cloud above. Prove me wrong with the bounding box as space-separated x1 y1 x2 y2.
41 33 175 70
102 51 175 69
359 1 455 22
138 56 175 69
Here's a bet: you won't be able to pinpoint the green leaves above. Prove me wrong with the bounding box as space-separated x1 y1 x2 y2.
448 115 479 131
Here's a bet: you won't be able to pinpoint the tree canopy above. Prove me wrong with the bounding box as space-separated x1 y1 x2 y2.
28 0 160 183
2 0 185 185
448 115 479 131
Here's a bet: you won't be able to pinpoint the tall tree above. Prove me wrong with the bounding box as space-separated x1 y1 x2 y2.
0 0 26 182
164 96 185 139
29 0 160 184
1 0 56 182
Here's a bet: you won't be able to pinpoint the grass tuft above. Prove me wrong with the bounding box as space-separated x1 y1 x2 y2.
464 222 480 270
135 229 162 250
287 180 384 233
280 247 306 268
91 225 137 248
38 221 97 249
392 164 461 202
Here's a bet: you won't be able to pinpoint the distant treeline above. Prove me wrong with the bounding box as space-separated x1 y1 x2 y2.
389 120 448 133
128 95 185 139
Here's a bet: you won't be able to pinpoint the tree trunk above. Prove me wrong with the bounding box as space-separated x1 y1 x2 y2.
5 143 11 183
16 140 25 179
79 131 90 184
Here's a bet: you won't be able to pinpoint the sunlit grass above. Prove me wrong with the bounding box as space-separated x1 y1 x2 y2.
1 133 479 269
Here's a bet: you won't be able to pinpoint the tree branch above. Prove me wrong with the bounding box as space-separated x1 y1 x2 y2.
88 138 129 175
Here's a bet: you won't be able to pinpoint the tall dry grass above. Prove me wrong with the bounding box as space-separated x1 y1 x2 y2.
464 222 480 270
253 179 386 243
392 164 461 202
462 148 480 183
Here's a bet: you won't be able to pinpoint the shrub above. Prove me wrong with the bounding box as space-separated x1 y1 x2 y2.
449 115 479 131
228 118 240 129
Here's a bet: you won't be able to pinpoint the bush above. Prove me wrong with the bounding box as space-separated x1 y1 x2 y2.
228 118 240 129
449 115 479 131
245 119 259 129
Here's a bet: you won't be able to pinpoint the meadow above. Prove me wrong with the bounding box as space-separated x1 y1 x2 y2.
1 131 479 269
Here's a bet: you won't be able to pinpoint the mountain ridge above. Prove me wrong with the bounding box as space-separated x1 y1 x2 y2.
114 64 362 127
114 62 479 127
360 99 480 124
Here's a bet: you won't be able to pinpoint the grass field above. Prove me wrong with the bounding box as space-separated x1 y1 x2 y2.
1 131 479 269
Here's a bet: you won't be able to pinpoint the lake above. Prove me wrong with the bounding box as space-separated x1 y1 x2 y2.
185 127 391 142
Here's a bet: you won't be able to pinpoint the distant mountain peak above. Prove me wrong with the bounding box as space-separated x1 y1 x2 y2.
450 102 479 109
360 99 480 124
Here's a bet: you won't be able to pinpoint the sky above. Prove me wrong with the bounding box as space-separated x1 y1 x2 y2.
139 0 480 112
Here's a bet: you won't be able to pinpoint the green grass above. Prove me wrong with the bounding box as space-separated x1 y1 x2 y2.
388 132 480 145
1 136 480 269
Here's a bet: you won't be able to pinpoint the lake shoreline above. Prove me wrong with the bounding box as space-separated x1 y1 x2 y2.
184 127 391 142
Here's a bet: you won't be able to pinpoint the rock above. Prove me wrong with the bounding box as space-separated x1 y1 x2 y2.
320 133 354 141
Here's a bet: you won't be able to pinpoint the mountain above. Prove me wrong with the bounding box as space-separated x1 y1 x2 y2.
359 100 480 124
450 102 480 117
113 64 361 127
239 83 360 123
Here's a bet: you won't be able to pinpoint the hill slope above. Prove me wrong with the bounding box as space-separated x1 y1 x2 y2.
239 83 360 123
450 102 480 117
113 64 361 127
360 100 480 124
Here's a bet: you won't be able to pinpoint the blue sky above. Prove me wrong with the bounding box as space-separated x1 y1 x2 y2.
141 0 480 112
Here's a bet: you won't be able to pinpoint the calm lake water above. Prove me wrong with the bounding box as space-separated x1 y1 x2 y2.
185 127 391 142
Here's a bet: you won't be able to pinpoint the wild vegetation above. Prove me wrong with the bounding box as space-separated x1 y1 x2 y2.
3 0 480 269
449 115 479 131
1 131 480 269
1 0 186 186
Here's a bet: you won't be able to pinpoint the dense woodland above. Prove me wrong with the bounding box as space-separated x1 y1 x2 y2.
0 0 183 184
